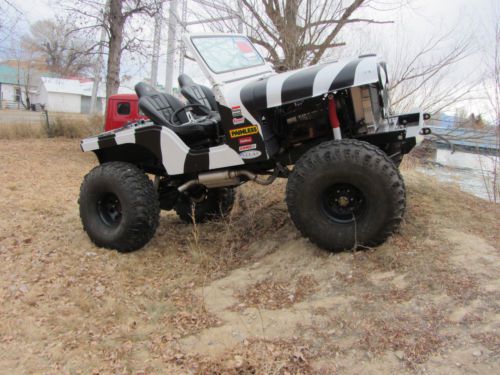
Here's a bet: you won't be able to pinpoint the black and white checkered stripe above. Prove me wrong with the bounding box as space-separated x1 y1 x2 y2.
234 55 384 123
81 125 244 175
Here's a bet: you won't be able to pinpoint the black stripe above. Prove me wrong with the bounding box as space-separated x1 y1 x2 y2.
240 78 269 119
97 133 117 149
135 126 162 160
280 64 325 104
329 59 361 91
184 149 210 173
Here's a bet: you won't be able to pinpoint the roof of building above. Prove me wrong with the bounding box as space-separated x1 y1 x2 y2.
0 63 55 86
0 64 23 85
40 77 106 98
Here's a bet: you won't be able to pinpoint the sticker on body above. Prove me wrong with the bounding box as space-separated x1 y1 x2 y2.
239 143 257 152
239 150 262 159
229 125 259 138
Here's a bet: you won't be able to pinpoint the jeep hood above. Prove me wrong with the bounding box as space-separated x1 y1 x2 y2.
238 55 387 113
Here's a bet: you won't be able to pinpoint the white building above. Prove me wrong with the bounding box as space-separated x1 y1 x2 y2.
0 63 37 110
36 77 107 114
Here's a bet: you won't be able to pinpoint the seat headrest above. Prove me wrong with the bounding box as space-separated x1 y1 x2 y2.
135 82 159 98
178 74 195 88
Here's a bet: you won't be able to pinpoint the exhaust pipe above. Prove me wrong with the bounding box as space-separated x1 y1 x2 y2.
178 169 277 192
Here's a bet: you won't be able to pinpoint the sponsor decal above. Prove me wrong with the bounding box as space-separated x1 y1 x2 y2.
240 150 262 159
232 117 245 125
238 136 253 145
231 105 242 117
239 143 257 152
229 125 259 139
236 40 253 53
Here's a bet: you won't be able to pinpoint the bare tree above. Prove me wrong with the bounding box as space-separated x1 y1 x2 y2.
192 0 394 70
478 7 500 203
4 41 40 110
59 0 164 98
0 0 22 52
16 54 35 110
387 30 477 115
22 19 96 77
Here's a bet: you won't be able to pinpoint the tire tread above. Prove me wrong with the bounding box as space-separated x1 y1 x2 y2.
286 140 406 250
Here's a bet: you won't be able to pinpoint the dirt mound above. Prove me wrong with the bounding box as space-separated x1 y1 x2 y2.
0 139 498 374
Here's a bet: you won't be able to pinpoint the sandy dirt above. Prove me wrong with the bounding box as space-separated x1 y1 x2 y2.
0 138 498 374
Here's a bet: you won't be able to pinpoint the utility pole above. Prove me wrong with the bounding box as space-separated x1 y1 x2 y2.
178 0 188 75
237 0 243 33
90 0 109 114
150 3 163 88
165 0 178 94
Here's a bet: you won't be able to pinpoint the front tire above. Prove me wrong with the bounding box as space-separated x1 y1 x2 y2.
286 140 406 251
79 162 160 252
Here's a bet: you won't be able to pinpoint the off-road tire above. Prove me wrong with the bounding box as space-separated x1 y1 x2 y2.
174 188 235 223
286 140 406 251
79 162 160 252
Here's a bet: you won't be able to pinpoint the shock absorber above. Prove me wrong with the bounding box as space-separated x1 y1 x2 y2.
328 94 342 140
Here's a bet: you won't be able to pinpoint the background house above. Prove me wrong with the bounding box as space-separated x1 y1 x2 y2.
35 77 106 114
0 64 38 110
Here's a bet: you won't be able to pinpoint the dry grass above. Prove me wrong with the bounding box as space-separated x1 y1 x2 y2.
233 275 318 310
360 306 452 367
193 338 315 374
0 139 498 374
0 123 44 139
0 112 103 139
44 113 104 138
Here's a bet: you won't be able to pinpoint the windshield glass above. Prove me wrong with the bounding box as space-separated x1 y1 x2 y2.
191 36 265 73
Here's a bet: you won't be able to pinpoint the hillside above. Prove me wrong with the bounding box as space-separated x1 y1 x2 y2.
0 139 498 374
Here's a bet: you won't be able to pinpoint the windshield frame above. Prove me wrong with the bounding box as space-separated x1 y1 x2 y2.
190 35 266 74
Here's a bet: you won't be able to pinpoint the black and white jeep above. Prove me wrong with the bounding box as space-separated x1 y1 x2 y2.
79 33 428 252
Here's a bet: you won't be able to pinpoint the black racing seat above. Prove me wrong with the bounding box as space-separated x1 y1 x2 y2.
135 82 218 147
178 74 220 121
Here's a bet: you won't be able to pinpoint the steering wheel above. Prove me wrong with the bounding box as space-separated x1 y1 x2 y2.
170 103 213 125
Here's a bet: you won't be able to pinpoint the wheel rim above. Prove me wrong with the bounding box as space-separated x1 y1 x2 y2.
97 192 122 227
321 183 366 224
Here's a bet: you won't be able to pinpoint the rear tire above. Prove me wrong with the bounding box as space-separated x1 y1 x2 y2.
286 140 406 251
79 162 160 252
174 187 235 223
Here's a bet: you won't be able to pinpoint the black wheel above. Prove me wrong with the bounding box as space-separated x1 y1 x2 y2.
286 140 406 251
174 187 235 223
79 162 160 252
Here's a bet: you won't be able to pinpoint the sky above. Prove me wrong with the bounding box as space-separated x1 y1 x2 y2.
2 0 498 117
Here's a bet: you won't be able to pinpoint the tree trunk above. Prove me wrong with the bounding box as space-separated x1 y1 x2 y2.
106 0 125 98
282 0 301 70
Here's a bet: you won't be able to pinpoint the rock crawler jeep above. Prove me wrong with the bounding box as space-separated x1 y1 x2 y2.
79 33 430 252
